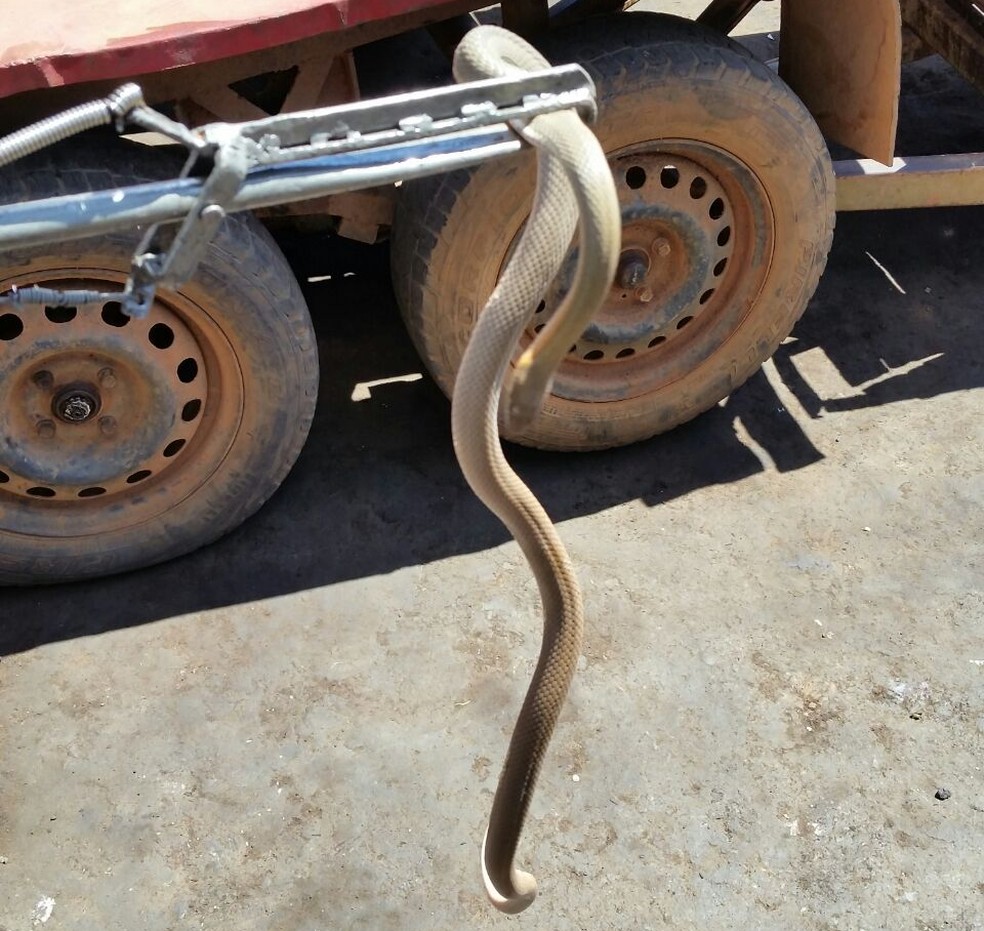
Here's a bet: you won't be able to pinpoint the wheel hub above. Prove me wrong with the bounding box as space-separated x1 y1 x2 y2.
616 250 651 290
0 290 208 499
526 150 747 403
53 385 100 423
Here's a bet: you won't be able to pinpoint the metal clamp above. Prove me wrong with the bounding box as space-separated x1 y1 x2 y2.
123 137 252 317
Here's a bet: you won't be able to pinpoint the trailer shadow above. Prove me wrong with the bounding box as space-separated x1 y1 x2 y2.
3 198 982 655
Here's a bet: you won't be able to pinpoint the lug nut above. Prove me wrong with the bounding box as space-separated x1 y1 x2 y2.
53 387 99 423
652 237 671 257
98 368 117 389
58 395 95 423
32 369 54 390
99 416 117 437
37 419 56 438
616 249 652 289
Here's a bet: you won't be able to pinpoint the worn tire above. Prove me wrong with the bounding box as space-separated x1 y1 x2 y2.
391 13 835 450
0 140 319 584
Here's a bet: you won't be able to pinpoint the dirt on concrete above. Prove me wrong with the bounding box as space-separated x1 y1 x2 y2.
1 9 983 931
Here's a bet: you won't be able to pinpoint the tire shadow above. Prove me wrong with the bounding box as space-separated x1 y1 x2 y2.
773 205 984 420
1 235 812 652
4 48 983 652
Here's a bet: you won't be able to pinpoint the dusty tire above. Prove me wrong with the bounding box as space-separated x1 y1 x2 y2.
0 141 319 584
391 13 835 450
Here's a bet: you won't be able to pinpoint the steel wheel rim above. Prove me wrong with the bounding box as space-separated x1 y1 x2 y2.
0 265 243 537
515 141 775 404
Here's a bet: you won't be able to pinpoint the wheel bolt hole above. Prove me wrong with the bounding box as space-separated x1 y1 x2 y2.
615 348 635 359
78 487 106 498
677 316 694 330
689 177 708 199
699 289 716 305
101 302 130 327
717 226 732 247
126 470 152 484
32 369 54 390
177 358 199 383
648 336 666 348
534 300 546 315
0 313 24 340
181 399 202 422
534 323 545 334
149 323 175 349
163 439 186 458
0 469 9 483
625 166 647 189
26 486 56 498
583 350 605 361
660 167 680 189
44 305 77 323
714 258 728 277
709 198 726 220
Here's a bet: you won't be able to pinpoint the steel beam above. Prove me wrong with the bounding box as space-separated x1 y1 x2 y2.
834 153 984 211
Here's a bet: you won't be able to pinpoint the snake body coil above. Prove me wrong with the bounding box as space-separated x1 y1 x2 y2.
450 27 621 913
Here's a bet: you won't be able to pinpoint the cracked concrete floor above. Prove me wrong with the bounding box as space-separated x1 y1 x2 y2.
2 13 983 931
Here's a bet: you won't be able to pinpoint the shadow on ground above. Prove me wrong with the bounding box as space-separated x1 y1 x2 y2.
4 47 983 653
5 187 982 655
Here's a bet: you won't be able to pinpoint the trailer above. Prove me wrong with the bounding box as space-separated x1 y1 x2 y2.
1 0 982 584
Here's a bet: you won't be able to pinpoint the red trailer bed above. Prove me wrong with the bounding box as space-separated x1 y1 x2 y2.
0 0 464 97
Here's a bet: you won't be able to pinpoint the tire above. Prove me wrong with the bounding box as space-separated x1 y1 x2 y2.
391 13 835 451
0 139 319 584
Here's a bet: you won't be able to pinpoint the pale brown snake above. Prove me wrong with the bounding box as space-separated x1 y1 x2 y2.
450 26 621 913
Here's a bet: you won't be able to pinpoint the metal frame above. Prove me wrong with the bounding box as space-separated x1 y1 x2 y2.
0 64 596 316
833 153 984 211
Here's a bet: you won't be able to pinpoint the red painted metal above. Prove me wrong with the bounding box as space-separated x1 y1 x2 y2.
0 0 461 99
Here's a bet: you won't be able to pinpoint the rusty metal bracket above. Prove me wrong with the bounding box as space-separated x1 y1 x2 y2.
900 0 984 94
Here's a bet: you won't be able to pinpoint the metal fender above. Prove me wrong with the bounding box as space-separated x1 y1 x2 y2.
779 0 902 165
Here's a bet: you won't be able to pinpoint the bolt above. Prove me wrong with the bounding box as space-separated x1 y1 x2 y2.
53 387 99 423
32 369 54 390
58 395 95 423
37 419 56 438
98 368 118 389
616 250 651 289
636 286 654 303
652 237 671 257
99 416 117 437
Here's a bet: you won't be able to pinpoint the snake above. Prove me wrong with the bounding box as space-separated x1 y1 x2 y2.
449 26 621 914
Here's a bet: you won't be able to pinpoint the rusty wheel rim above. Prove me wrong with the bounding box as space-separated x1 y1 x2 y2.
520 143 774 403
0 266 242 536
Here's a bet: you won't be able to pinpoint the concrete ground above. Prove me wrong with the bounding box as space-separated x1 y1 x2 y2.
2 5 983 930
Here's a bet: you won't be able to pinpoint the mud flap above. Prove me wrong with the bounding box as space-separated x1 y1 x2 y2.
780 0 901 164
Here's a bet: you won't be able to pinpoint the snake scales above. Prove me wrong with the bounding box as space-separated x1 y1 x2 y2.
450 26 621 913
